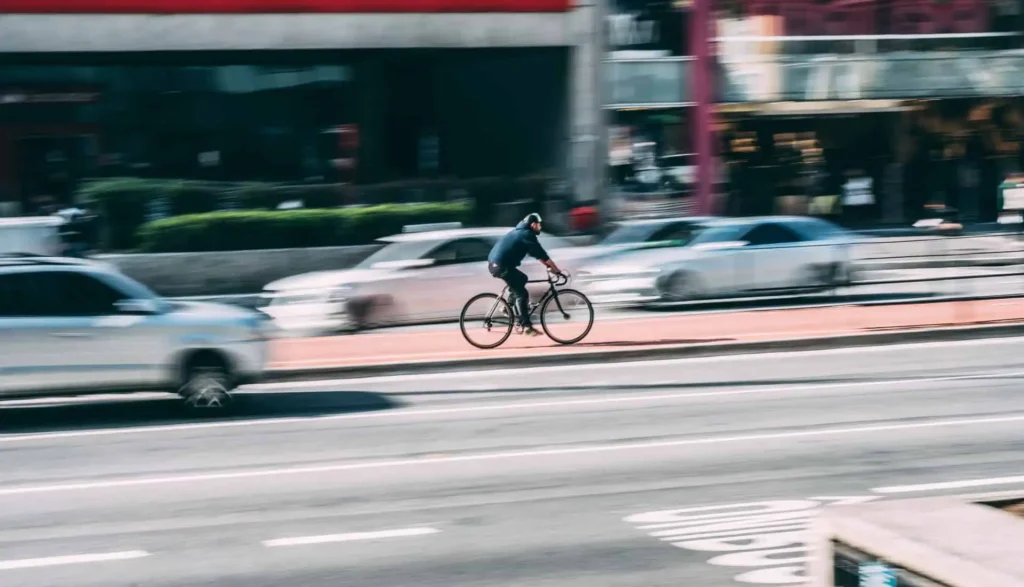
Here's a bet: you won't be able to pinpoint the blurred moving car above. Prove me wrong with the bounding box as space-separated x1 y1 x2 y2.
577 216 716 260
0 254 271 409
577 216 857 304
261 226 580 334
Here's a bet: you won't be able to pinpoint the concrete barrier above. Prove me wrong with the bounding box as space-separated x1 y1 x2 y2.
809 492 1024 587
98 245 381 296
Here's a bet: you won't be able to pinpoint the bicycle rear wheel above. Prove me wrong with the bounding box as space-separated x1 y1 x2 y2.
460 293 515 349
540 288 594 345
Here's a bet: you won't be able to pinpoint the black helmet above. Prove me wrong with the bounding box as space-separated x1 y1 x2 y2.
524 213 543 225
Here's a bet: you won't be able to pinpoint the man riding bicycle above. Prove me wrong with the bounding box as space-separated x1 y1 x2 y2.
487 213 564 337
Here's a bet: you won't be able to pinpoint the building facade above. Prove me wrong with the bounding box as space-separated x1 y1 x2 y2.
0 0 604 215
608 0 1024 224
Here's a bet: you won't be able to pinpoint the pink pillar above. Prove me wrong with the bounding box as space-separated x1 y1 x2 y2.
690 0 715 215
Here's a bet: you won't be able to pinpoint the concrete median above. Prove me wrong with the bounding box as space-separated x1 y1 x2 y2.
264 297 1024 381
810 491 1024 587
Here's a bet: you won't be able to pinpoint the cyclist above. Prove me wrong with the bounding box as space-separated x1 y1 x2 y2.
488 213 564 337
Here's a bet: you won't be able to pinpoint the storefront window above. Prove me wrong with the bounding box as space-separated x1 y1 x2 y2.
608 108 694 198
0 58 355 204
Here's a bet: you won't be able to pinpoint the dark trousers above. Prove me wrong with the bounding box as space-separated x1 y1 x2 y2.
489 263 531 327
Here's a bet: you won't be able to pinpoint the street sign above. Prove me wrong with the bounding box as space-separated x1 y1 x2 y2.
859 562 898 587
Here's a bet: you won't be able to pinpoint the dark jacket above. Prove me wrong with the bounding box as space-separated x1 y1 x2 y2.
488 220 550 268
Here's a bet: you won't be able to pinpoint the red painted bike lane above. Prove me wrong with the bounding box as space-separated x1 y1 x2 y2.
270 299 1024 370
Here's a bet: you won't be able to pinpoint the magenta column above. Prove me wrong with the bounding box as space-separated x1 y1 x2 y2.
690 0 715 215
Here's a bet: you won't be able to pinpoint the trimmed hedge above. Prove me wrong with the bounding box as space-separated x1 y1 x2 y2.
136 202 474 253
79 178 351 250
80 175 558 250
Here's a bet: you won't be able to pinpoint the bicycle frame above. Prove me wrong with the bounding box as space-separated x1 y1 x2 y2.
482 274 571 327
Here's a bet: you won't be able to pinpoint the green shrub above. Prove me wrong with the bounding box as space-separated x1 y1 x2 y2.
136 202 474 253
81 175 556 250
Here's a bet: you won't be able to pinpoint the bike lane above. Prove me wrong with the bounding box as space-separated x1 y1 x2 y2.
269 298 1024 370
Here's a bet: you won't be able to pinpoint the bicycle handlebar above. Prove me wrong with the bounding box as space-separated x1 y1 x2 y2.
549 270 570 287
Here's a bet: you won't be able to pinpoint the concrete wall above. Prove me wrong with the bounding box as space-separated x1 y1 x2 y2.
0 13 574 51
100 245 381 297
809 493 1024 587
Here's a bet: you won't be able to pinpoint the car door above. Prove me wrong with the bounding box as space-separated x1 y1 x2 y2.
0 270 100 394
737 223 807 292
418 238 494 320
37 269 159 392
0 271 67 396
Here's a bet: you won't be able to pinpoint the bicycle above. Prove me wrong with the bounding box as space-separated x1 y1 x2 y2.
459 271 595 349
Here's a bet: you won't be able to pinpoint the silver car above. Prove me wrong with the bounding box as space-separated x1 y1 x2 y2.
578 216 857 304
261 227 580 334
0 254 270 409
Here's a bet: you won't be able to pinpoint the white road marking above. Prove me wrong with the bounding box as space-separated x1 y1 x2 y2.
2 413 1023 497
624 496 882 585
4 368 1023 445
873 475 1024 494
258 335 1024 389
263 527 439 547
0 550 150 571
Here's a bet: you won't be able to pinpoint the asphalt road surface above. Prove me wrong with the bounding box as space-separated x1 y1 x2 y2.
3 338 1024 585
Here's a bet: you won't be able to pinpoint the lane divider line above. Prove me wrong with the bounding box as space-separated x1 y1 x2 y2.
0 550 150 571
873 476 1024 494
2 413 1024 497
263 527 440 547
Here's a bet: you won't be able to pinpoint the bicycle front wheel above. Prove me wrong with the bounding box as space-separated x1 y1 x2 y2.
540 288 594 345
460 293 515 349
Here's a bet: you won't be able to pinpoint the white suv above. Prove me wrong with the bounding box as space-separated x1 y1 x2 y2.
0 254 270 409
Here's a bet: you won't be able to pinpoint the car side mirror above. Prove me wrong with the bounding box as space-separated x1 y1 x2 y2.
115 298 161 315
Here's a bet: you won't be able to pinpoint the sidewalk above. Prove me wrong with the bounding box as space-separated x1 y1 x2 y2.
269 298 1024 371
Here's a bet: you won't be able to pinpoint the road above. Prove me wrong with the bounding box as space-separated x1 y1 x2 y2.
3 338 1024 585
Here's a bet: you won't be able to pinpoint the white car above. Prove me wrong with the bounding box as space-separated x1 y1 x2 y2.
577 216 857 304
261 227 581 334
0 254 270 409
573 216 717 261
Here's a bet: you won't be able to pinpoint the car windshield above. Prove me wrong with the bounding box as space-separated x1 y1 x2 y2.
356 240 439 268
795 219 852 240
600 223 663 246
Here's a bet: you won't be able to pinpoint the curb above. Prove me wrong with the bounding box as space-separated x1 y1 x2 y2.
264 321 1024 382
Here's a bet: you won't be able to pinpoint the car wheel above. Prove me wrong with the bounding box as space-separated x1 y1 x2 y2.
180 354 234 412
660 271 701 302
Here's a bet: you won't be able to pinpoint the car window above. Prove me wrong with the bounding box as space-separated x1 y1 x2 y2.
38 271 129 316
429 238 493 264
0 273 35 317
356 240 440 268
599 223 661 246
742 224 803 247
650 223 703 245
794 218 849 240
454 239 493 263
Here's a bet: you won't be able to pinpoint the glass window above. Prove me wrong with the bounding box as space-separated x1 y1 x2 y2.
453 239 493 263
601 223 661 245
356 240 440 268
0 273 35 317
650 222 702 244
34 271 128 316
742 224 803 246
